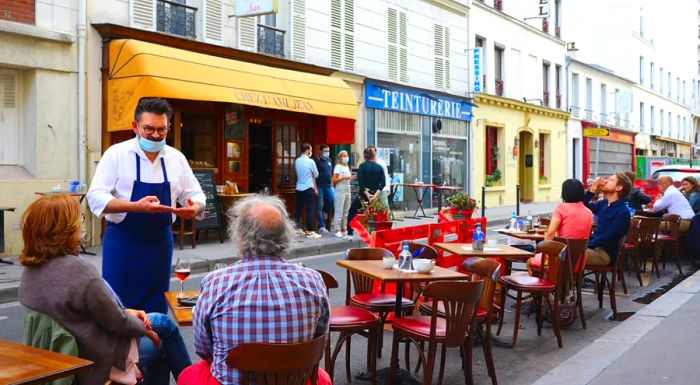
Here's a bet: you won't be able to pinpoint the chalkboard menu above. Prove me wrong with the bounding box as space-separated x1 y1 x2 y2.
192 169 222 230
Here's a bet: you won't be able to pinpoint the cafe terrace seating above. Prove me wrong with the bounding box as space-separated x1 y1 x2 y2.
636 216 662 279
657 213 683 275
555 238 590 330
585 236 628 321
226 335 326 385
623 217 644 287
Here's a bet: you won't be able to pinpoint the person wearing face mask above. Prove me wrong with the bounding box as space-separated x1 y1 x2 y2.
331 150 354 238
313 144 334 234
87 97 205 314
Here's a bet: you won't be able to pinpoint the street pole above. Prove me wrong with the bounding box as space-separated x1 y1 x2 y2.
594 137 601 178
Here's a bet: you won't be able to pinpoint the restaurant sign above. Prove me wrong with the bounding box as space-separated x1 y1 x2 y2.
234 0 278 17
583 127 610 137
365 80 472 121
233 90 313 113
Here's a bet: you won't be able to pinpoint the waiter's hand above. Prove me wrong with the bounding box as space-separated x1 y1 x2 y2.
135 196 173 213
172 198 202 219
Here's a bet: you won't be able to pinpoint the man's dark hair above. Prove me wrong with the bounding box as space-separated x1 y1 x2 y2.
623 171 636 186
561 179 585 203
301 143 312 153
134 98 173 123
615 172 631 199
363 147 376 160
319 143 329 150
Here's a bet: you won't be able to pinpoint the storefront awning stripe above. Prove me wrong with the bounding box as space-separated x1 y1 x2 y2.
106 39 358 131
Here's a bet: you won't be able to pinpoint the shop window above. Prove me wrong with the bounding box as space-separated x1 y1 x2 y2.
485 126 502 187
538 133 550 184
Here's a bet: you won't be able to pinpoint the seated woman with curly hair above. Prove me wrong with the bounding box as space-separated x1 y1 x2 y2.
19 194 190 385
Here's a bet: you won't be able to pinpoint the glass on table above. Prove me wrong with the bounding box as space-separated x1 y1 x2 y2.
175 258 191 298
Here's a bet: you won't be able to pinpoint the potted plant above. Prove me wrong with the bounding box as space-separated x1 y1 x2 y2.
361 191 392 231
446 191 478 219
539 175 548 184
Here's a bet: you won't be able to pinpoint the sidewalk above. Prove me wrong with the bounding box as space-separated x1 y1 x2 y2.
533 270 700 385
0 200 558 303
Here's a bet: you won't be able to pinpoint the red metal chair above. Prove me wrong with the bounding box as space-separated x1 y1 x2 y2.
497 240 568 348
317 270 380 385
387 280 484 385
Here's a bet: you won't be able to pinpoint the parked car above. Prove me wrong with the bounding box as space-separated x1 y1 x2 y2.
639 165 700 205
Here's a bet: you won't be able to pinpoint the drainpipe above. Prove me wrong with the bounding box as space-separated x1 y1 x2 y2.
77 0 87 188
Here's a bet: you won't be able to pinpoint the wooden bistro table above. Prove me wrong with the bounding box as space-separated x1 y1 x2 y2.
164 290 199 326
497 228 546 242
433 243 534 275
0 338 93 385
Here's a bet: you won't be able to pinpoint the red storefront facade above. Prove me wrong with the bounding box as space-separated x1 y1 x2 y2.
581 120 637 183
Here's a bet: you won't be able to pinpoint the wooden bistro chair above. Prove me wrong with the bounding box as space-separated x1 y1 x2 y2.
388 280 484 385
345 248 415 358
226 335 326 385
173 217 196 250
497 240 568 348
623 218 643 287
586 236 627 320
658 213 683 275
636 216 662 279
317 270 380 385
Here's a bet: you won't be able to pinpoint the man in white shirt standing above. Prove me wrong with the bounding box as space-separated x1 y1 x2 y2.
87 98 205 314
653 176 695 232
294 143 319 236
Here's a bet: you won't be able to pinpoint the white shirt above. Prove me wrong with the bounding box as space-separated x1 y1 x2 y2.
87 137 206 224
653 184 695 220
375 158 391 192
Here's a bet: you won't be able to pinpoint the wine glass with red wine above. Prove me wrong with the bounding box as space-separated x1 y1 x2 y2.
175 258 191 298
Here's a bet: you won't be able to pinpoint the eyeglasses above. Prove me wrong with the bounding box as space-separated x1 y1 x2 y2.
141 125 169 136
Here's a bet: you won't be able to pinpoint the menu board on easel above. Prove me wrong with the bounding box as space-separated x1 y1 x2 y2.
192 168 221 230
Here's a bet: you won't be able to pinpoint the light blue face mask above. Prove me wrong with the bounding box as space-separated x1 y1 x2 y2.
138 135 166 152
342 156 349 163
322 151 330 158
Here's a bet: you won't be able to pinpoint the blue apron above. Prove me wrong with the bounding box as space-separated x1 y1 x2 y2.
103 153 173 314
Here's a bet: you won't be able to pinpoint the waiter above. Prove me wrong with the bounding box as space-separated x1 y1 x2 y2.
88 98 205 313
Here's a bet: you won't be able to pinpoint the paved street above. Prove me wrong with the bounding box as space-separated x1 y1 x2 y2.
1 243 692 385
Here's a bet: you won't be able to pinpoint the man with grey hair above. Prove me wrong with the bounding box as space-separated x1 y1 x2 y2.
179 195 331 385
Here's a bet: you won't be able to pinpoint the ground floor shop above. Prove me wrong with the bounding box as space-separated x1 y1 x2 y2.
363 80 472 211
581 121 636 183
472 94 569 208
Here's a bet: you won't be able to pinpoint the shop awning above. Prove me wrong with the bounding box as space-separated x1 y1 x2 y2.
106 39 358 131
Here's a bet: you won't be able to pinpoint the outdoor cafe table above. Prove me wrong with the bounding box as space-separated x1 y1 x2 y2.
394 182 436 219
497 228 546 242
164 290 199 326
433 243 534 275
335 259 466 317
0 338 93 385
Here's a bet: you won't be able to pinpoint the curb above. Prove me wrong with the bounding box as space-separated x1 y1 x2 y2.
532 270 700 385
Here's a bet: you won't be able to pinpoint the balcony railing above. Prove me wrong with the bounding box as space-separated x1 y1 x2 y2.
543 91 550 106
156 0 196 38
494 0 503 11
495 79 504 96
555 25 561 38
257 24 285 57
542 18 549 33
570 106 580 118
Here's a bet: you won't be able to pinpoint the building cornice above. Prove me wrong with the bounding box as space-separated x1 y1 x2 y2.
472 1 564 46
476 93 570 119
422 0 470 16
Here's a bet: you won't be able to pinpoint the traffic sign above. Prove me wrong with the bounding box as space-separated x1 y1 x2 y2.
583 128 610 137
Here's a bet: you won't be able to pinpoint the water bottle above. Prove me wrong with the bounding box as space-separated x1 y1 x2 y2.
625 201 635 216
509 211 518 230
526 209 533 223
398 240 413 271
472 223 484 251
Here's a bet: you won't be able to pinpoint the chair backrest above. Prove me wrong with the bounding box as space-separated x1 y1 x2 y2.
628 217 641 244
345 248 394 301
540 217 551 226
554 237 589 276
535 240 568 286
408 242 438 260
226 335 326 385
422 280 484 347
637 216 661 247
661 213 681 238
316 270 338 293
460 257 501 315
614 235 627 270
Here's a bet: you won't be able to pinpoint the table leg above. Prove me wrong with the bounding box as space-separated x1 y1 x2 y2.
0 211 10 264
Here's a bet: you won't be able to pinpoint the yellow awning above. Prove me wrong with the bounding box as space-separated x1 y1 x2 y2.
107 39 358 131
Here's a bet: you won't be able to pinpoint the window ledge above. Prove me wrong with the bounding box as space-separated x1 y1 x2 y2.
0 19 75 43
538 183 552 189
485 185 506 192
0 165 34 179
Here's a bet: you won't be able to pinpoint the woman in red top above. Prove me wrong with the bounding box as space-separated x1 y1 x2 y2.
527 179 593 273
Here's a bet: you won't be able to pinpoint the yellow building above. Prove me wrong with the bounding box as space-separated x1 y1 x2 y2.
472 94 569 208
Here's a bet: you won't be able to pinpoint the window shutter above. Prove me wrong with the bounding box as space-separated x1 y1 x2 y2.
202 0 223 43
399 11 408 82
131 0 155 30
291 0 307 61
444 26 451 89
330 0 342 69
238 16 257 51
343 0 355 71
434 24 444 89
0 70 18 164
387 8 398 81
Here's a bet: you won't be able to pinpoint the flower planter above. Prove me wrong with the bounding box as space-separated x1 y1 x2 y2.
368 220 393 232
448 207 474 220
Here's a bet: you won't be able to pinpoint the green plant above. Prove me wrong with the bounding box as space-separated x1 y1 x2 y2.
361 191 389 218
447 192 477 210
491 169 502 182
539 175 548 183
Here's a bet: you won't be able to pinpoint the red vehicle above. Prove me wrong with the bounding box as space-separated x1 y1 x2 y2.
638 165 700 205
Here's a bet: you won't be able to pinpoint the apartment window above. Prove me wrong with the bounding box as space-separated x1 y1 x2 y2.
600 83 607 119
650 106 656 132
585 78 593 119
434 24 451 89
668 111 672 135
683 117 687 139
677 77 680 101
155 0 198 38
668 72 672 97
678 115 681 136
554 0 561 37
538 133 549 183
485 126 502 185
683 80 686 103
542 61 550 106
476 36 486 93
639 8 644 37
0 68 19 164
330 0 355 71
639 102 645 132
639 56 644 84
555 64 562 108
660 108 665 135
257 14 285 57
571 73 580 117
659 67 664 94
387 8 408 82
494 46 504 96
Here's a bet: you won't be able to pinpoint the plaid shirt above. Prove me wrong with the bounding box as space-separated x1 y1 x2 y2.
193 255 329 385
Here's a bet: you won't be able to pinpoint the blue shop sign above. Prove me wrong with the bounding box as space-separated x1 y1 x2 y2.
365 81 472 121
